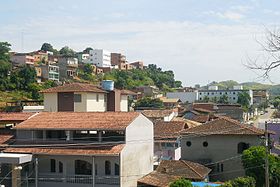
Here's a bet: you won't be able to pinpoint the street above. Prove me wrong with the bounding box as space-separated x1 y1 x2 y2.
253 108 276 129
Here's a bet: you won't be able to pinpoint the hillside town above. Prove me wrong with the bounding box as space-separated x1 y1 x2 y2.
0 40 280 187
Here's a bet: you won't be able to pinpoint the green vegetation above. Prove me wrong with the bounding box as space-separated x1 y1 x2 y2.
103 64 182 91
221 176 256 187
272 96 280 109
237 91 251 111
59 46 75 56
134 97 164 109
218 94 229 104
169 178 193 187
242 146 280 187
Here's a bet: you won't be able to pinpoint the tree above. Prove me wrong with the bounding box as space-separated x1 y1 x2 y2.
83 47 93 54
202 96 210 102
221 176 256 187
59 46 75 56
134 97 164 109
10 65 37 90
169 178 192 187
242 146 280 187
272 96 280 109
218 94 229 104
237 92 251 111
0 41 11 62
0 60 11 90
41 43 54 52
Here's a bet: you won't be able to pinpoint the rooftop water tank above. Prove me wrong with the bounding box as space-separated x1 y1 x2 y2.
102 80 114 91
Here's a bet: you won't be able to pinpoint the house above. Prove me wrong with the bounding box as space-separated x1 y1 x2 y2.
0 112 36 126
142 109 177 122
135 86 162 99
77 53 90 64
153 121 187 162
41 83 133 112
88 49 111 67
11 53 35 67
57 57 78 81
41 64 60 82
111 53 127 70
34 65 42 83
0 112 153 187
137 160 211 187
166 91 198 103
180 117 268 181
31 50 49 64
129 61 144 70
159 97 181 109
253 89 269 105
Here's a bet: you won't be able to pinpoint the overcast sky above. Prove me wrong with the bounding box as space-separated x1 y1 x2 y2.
1 0 280 86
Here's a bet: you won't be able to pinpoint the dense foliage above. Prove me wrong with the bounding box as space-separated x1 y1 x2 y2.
103 64 182 91
134 97 164 109
272 96 280 109
237 92 251 111
169 178 192 187
221 176 256 187
242 146 280 187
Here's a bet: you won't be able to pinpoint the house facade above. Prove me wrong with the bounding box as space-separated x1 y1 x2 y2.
89 49 111 67
11 53 35 67
41 64 60 82
1 112 154 187
57 57 78 81
180 118 266 181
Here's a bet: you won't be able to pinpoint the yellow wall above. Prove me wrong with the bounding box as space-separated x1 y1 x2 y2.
44 93 57 112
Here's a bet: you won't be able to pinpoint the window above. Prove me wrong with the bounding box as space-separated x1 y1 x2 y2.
74 94 82 102
233 92 235 94
96 94 99 102
220 92 222 95
59 161 63 173
95 164 97 175
233 97 236 100
75 160 92 175
221 163 224 172
104 94 107 102
50 159 56 172
166 143 173 147
199 93 202 95
238 142 250 154
203 141 208 147
115 163 120 175
186 141 192 147
105 161 111 175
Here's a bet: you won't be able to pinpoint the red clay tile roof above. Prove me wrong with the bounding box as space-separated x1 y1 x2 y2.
142 110 173 118
192 115 210 123
40 83 107 93
0 135 14 146
193 103 214 111
138 172 180 187
4 144 124 156
181 118 266 135
120 89 137 95
154 121 186 140
138 160 211 187
15 112 140 130
0 113 35 123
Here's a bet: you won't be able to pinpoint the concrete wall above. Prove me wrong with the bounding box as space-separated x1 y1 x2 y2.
166 92 198 103
120 95 128 112
181 135 262 181
86 93 106 112
120 114 153 187
74 92 87 112
44 93 58 112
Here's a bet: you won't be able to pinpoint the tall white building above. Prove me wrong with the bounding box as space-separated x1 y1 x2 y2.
89 49 111 67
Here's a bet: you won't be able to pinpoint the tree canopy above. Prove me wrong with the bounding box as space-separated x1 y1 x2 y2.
237 91 251 111
169 178 192 187
221 176 256 187
134 97 164 109
59 46 75 56
83 47 93 54
0 42 11 62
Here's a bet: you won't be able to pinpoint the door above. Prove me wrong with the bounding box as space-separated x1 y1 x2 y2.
58 92 74 111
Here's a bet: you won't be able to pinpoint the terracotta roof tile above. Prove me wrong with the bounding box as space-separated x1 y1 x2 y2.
142 110 173 118
0 113 36 123
154 121 186 139
181 118 266 135
15 112 140 130
193 103 214 111
138 160 211 187
4 144 124 156
41 83 107 93
120 89 137 95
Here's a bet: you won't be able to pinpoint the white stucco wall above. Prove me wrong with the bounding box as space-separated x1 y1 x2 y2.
120 114 153 187
86 93 106 112
74 92 87 112
44 93 58 112
120 95 128 112
166 92 198 103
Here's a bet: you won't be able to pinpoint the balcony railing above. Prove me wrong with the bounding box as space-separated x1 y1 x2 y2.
38 174 120 185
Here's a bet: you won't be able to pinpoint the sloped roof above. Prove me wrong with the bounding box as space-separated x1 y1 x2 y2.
0 113 36 123
181 117 266 136
160 97 181 103
40 83 107 93
172 118 202 128
142 109 173 118
138 160 211 187
4 144 124 156
15 112 140 130
154 121 186 139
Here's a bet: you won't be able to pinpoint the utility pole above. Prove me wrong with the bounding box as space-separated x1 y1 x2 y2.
35 158 38 187
265 121 269 187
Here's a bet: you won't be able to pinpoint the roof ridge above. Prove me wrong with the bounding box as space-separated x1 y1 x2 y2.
222 117 264 134
181 160 204 178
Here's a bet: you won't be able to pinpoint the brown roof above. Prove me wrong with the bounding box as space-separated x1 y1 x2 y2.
138 160 211 187
120 89 137 95
154 121 186 139
40 83 107 93
4 144 124 156
15 112 140 130
181 118 266 136
160 97 181 103
142 110 173 118
193 103 214 111
0 135 14 146
0 113 35 123
192 115 210 123
172 118 202 128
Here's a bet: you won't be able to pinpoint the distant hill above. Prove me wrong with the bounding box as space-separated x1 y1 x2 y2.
201 80 280 96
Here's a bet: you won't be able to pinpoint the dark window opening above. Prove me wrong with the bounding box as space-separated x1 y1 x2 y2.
115 163 120 175
74 94 82 102
73 130 98 141
46 130 66 140
75 160 92 175
203 141 208 147
105 161 111 175
102 131 125 142
238 142 250 154
59 161 63 173
50 159 56 173
186 141 192 147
